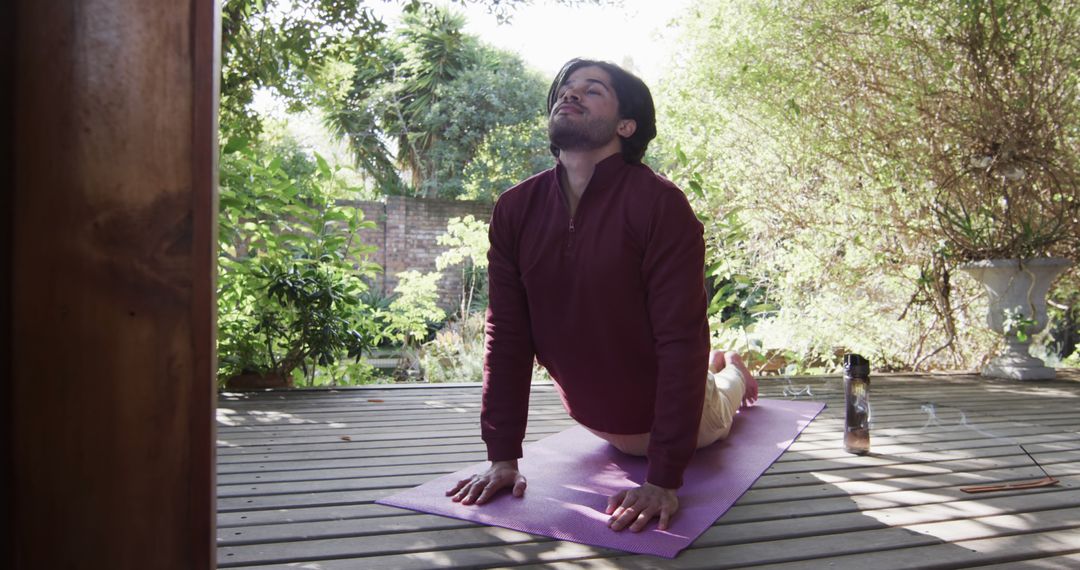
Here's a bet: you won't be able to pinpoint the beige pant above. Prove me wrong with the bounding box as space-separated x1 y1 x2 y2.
585 365 747 456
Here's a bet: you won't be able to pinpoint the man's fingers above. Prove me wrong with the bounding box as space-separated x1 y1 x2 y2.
451 478 476 502
609 495 643 530
657 506 672 531
607 505 626 527
475 481 500 505
612 505 646 531
609 489 651 528
608 493 637 521
606 484 678 532
512 475 527 497
606 490 627 515
629 508 656 532
452 483 474 503
461 480 487 505
450 472 527 505
448 464 527 506
446 477 471 497
609 508 631 530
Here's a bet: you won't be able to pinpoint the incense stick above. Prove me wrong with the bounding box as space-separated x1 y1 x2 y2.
959 444 1060 493
1019 444 1052 478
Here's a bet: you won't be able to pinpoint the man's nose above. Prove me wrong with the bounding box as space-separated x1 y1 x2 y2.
562 88 581 101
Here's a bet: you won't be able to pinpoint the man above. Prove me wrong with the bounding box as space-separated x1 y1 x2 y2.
446 59 758 533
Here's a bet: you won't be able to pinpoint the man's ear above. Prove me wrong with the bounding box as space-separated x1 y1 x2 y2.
617 119 637 139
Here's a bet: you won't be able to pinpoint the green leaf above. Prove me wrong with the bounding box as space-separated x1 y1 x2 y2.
688 179 705 198
748 303 776 314
722 315 744 328
223 135 250 155
315 152 332 178
786 97 801 116
323 210 351 222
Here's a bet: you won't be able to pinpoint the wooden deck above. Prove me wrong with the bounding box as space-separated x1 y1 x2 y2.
216 371 1080 569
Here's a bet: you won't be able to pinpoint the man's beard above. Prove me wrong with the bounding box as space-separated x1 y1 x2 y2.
548 113 620 152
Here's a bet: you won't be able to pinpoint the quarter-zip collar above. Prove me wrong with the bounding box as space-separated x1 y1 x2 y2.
554 152 627 201
554 152 628 215
554 153 628 254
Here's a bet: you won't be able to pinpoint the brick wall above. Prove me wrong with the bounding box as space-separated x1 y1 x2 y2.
343 196 494 312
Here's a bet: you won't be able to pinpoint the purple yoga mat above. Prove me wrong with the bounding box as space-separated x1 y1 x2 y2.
377 398 825 558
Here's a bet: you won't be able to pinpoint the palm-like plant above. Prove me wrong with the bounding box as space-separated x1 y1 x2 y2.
323 7 479 195
392 8 480 192
322 42 409 194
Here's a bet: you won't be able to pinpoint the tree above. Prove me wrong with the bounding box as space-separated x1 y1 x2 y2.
218 133 383 386
658 0 1080 371
220 0 386 142
381 7 483 191
220 0 592 150
460 116 552 201
322 6 550 198
320 38 410 194
417 49 550 198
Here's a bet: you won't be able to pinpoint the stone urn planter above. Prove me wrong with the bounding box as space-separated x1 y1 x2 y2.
960 258 1072 380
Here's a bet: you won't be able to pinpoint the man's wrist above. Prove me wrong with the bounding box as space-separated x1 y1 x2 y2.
492 459 519 470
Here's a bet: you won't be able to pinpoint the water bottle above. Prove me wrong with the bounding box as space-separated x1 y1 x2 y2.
843 353 871 455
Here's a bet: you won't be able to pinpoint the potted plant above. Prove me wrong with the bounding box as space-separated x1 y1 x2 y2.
925 3 1079 379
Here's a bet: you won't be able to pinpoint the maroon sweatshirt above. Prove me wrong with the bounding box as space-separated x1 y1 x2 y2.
481 153 710 489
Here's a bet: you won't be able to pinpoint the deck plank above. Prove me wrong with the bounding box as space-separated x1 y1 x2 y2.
217 374 1080 568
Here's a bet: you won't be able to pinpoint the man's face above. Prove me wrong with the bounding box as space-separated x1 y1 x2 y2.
548 66 632 153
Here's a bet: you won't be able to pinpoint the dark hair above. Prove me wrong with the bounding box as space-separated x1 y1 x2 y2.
546 58 657 164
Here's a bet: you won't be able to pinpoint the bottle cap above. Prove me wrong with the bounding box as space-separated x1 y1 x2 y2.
844 353 870 379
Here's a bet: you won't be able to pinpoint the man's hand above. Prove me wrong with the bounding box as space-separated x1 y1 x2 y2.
446 460 527 505
605 482 679 532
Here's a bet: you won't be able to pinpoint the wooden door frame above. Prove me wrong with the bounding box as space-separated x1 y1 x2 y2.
5 1 220 567
192 1 222 565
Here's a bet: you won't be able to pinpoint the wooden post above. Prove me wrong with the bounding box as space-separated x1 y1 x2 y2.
1 0 15 563
9 1 219 568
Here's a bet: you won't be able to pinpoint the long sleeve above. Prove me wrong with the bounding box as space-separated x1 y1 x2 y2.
641 188 710 489
480 195 536 461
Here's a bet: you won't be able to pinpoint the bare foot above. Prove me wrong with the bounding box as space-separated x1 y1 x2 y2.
709 349 726 374
726 352 759 407
710 350 758 407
